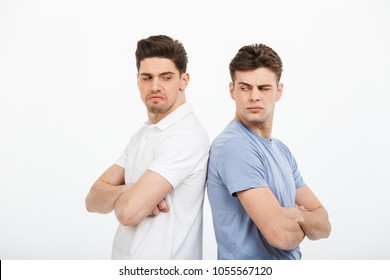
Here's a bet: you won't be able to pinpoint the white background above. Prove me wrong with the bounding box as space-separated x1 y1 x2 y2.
1 0 389 260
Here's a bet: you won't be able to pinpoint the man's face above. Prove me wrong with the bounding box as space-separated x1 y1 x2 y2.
230 67 283 127
137 57 188 119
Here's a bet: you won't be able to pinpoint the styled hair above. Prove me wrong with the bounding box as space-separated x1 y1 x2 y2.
229 43 283 83
135 35 188 74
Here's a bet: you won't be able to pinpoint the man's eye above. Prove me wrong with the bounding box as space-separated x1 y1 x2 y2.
142 76 151 81
240 86 249 91
162 75 172 81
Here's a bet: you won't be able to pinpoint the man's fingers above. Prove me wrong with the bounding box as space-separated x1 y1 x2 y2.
148 200 169 217
158 199 169 212
148 206 160 216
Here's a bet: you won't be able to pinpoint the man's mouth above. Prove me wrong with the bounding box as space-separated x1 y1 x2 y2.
247 106 263 112
147 95 165 101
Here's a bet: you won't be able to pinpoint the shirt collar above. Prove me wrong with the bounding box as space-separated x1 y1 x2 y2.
147 103 193 130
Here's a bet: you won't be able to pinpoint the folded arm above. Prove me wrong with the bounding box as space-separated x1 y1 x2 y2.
85 165 169 221
294 186 331 240
237 187 305 250
85 164 129 214
114 170 172 227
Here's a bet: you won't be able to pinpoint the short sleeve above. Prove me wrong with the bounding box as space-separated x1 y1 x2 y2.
115 147 128 169
277 140 306 189
148 131 209 189
289 153 305 189
218 137 268 196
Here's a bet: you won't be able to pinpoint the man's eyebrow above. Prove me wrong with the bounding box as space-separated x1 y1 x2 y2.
139 72 151 76
237 81 252 87
238 81 270 85
237 82 273 89
160 71 175 76
139 71 175 76
257 84 272 88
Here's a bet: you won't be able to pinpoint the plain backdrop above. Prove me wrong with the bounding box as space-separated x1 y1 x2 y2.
1 0 389 260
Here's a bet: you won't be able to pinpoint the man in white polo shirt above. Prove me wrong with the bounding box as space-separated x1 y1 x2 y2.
85 35 209 259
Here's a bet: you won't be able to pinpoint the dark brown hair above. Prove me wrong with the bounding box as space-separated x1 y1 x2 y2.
229 44 283 83
135 35 188 74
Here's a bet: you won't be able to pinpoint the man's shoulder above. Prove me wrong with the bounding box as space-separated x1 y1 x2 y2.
164 113 208 143
212 121 253 150
153 117 209 157
271 137 292 155
126 124 149 142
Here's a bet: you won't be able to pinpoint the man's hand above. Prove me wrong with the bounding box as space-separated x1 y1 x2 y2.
282 204 307 223
148 199 169 217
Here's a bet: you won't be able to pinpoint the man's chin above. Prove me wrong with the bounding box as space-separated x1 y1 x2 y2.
243 114 264 123
147 105 168 115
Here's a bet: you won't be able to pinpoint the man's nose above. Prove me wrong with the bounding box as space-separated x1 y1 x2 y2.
250 88 261 101
151 78 161 92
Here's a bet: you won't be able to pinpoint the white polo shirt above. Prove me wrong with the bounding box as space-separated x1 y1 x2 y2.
111 103 209 259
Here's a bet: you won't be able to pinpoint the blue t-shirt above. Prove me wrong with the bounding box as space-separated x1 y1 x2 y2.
207 120 305 260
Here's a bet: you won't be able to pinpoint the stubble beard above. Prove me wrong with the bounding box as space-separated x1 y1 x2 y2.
145 92 169 114
146 101 173 115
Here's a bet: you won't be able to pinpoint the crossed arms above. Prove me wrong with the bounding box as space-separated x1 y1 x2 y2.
237 185 331 250
85 164 171 226
86 165 331 250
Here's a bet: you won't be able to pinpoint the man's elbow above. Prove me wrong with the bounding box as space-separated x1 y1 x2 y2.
266 231 300 251
115 208 143 227
85 194 95 213
307 221 332 240
325 222 332 238
85 194 112 214
320 221 332 239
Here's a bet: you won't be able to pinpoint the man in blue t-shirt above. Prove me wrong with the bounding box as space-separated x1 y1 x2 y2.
207 43 331 260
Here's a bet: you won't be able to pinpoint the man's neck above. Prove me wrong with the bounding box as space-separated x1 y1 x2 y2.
147 99 186 124
235 113 273 140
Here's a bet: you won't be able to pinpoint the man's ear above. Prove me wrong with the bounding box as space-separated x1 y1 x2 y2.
276 83 283 101
179 73 190 91
229 82 236 100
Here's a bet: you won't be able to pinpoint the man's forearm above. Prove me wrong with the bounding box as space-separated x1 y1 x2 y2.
276 220 306 250
113 185 151 227
113 170 173 227
299 207 331 240
85 180 129 214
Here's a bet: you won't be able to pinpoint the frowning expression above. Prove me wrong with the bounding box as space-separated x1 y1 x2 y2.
230 67 283 127
137 57 189 122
